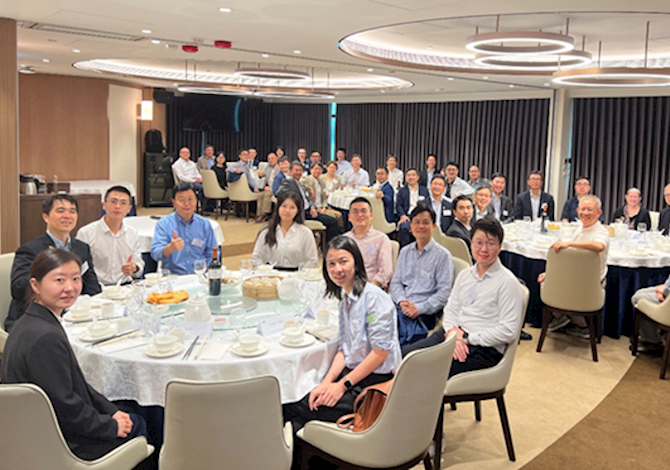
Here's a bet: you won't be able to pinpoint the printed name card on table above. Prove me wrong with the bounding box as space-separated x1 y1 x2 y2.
256 314 294 337
178 321 213 340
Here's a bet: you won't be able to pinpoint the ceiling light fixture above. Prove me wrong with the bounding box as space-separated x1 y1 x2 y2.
142 29 152 34
474 50 592 71
19 66 36 74
218 7 232 12
293 50 302 54
234 68 310 80
466 31 574 55
367 68 374 72
179 86 254 96
42 59 50 63
261 53 270 58
72 49 81 53
151 39 161 44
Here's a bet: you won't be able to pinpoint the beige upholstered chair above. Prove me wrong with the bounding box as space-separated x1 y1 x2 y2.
432 285 529 469
536 248 605 362
171 167 180 185
305 220 327 254
650 210 660 231
452 257 469 283
390 240 400 273
0 383 153 469
633 297 670 379
159 377 292 470
369 196 396 235
432 227 472 266
297 332 457 470
225 173 258 222
200 169 229 219
0 252 14 356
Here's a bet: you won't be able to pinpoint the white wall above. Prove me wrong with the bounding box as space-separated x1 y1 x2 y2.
108 84 141 192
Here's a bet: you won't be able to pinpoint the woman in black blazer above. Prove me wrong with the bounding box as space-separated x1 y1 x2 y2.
611 187 652 230
0 249 149 460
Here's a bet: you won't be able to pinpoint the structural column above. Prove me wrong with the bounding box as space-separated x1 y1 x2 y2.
547 88 572 216
0 18 19 253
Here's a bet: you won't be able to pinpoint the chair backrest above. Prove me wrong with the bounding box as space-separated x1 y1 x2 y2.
227 173 257 202
390 240 400 273
433 226 472 266
200 169 228 199
344 332 457 468
650 210 660 231
171 166 180 185
226 161 235 168
444 285 529 396
541 247 605 312
452 257 469 283
369 196 396 235
259 162 269 175
159 376 292 470
0 253 15 334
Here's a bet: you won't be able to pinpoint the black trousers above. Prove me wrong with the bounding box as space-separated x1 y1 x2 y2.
282 368 393 432
70 410 147 462
401 330 503 377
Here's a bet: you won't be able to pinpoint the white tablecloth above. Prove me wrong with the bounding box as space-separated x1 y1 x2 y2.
69 180 137 200
67 275 338 406
502 221 670 268
327 189 375 210
124 215 225 252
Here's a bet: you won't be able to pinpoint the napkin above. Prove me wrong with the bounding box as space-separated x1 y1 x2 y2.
99 338 148 354
305 325 339 341
199 342 230 361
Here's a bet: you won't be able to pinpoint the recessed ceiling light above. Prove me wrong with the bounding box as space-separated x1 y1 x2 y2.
482 76 489 79
293 50 302 54
151 39 161 45
544 82 551 86
509 84 515 88
42 59 50 63
72 49 81 53
426 46 434 50
448 77 454 81
367 68 374 72
142 29 152 34
380 90 386 93
218 7 232 12
261 53 270 58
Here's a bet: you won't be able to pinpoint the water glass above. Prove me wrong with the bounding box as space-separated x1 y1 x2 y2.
194 259 207 284
230 307 247 337
239 259 252 279
637 223 648 233
159 268 171 292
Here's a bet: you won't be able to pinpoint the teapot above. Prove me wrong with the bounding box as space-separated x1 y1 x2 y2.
611 222 628 239
277 278 301 301
184 295 212 322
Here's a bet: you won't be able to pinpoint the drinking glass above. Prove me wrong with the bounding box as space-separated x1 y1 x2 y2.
159 268 171 292
239 259 252 279
230 307 247 338
637 223 648 233
193 259 207 284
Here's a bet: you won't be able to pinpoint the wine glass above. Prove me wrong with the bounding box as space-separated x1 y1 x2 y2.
637 223 648 233
230 307 247 339
239 259 252 279
194 259 207 284
159 268 171 292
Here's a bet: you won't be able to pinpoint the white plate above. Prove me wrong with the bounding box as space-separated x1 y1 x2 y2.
79 325 118 342
144 343 185 359
63 311 93 323
103 287 130 300
280 335 316 348
231 342 269 357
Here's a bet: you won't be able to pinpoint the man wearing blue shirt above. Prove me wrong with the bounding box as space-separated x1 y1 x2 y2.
391 205 454 347
150 182 218 275
334 147 352 176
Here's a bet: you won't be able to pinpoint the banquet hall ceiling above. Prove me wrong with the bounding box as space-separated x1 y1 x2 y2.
5 0 670 101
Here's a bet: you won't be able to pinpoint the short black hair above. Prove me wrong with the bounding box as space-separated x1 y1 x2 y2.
204 144 214 151
431 175 446 185
405 167 419 177
350 196 372 211
376 166 388 174
445 161 459 170
337 147 346 154
575 176 591 184
386 154 397 162
310 162 324 171
351 154 362 161
427 154 437 160
104 185 132 201
490 172 506 181
290 161 304 171
472 216 504 244
278 156 290 164
43 194 78 215
248 147 257 152
453 194 473 211
528 170 543 180
323 236 367 300
238 148 248 156
172 182 197 199
409 204 436 224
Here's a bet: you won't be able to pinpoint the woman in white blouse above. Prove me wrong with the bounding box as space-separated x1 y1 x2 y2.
251 191 318 270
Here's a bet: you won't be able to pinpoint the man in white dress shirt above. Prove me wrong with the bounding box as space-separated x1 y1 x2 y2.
386 155 404 191
341 154 370 189
334 147 352 176
76 186 144 285
442 161 474 201
172 147 206 210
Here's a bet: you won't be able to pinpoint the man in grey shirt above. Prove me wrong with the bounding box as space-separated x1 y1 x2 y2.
631 275 670 354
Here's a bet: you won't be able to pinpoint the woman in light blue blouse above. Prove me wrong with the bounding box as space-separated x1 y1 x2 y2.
283 236 401 431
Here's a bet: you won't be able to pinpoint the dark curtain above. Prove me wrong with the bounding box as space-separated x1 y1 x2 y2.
166 99 329 161
571 97 670 221
336 99 550 199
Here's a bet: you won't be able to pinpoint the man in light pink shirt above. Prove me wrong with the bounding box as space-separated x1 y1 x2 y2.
344 196 393 288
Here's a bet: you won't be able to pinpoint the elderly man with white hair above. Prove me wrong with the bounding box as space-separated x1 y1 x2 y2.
538 195 610 338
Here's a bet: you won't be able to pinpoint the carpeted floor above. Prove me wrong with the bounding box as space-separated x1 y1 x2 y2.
522 354 670 469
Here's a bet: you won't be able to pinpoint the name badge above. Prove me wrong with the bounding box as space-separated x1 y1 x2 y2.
503 210 509 216
420 270 431 279
443 209 452 216
191 238 204 248
418 195 425 201
364 244 377 256
81 261 89 275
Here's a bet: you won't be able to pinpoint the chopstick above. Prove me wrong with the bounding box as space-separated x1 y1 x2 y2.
91 330 140 348
182 335 200 360
194 335 208 360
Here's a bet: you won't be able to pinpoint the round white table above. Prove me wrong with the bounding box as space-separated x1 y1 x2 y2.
327 188 376 210
67 274 339 406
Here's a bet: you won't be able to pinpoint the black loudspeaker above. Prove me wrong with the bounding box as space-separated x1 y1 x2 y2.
153 88 174 104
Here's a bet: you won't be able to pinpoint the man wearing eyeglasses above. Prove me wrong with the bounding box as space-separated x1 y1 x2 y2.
77 186 144 285
514 170 555 221
150 182 218 275
538 195 609 338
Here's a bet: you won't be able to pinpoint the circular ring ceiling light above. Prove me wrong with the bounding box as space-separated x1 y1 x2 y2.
552 67 670 86
254 90 335 99
178 86 254 95
474 50 592 71
233 68 310 80
465 31 575 55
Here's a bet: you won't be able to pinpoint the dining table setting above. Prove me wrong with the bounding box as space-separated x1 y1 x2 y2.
64 266 340 407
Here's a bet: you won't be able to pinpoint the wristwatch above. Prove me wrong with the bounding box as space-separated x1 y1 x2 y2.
343 379 354 391
461 331 469 343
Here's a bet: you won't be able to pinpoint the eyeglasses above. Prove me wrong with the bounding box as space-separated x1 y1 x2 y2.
472 240 500 249
107 198 130 206
578 207 597 213
575 182 591 187
350 209 370 216
176 198 197 204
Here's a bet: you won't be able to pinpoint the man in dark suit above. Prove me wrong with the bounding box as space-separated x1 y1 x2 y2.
659 184 670 235
427 175 454 233
446 195 474 251
5 195 101 332
277 162 340 241
396 168 429 247
374 166 395 224
513 170 555 221
418 154 438 188
490 173 514 222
